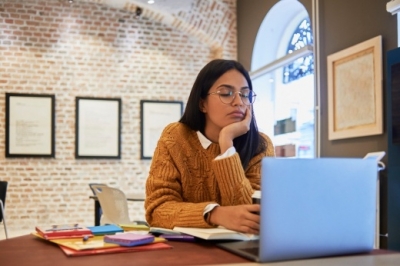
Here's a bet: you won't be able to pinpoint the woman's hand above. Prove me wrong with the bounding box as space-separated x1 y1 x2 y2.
218 106 252 153
209 204 260 234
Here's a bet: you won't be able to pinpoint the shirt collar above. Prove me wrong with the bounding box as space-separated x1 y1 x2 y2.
197 131 212 149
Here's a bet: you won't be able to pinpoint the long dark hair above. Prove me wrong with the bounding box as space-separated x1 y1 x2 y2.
179 59 267 169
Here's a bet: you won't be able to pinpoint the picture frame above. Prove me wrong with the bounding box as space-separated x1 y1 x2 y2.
5 93 55 158
75 97 121 159
140 100 183 159
327 35 383 140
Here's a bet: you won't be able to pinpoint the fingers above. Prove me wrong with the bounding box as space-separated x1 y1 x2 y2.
245 204 260 213
243 106 252 130
247 105 252 116
247 228 259 235
213 205 261 234
244 105 252 122
247 104 252 115
240 205 260 234
239 216 260 234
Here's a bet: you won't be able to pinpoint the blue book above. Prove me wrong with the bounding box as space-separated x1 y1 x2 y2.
87 224 124 235
104 233 155 247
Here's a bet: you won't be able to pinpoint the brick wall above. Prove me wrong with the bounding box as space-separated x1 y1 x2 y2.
0 0 236 231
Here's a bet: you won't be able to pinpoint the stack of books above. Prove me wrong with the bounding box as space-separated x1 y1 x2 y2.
33 224 171 256
35 224 93 240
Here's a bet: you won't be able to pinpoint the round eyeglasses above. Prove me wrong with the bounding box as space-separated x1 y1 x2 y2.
207 88 256 106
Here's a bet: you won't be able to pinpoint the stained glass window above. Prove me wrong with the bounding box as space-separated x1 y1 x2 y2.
283 18 314 84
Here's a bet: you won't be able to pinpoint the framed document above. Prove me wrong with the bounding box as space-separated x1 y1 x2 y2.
5 93 55 158
75 97 121 159
327 35 383 140
140 100 183 159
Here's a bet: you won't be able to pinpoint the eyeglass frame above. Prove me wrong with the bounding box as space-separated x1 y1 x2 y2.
207 89 257 106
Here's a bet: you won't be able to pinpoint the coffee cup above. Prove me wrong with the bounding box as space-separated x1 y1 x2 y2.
252 190 261 204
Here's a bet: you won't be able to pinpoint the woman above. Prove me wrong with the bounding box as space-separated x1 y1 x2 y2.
145 59 275 234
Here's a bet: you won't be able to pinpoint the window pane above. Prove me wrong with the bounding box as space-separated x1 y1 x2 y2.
253 65 315 158
283 18 314 84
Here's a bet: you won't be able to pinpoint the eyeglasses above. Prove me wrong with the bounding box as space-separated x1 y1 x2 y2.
207 88 256 106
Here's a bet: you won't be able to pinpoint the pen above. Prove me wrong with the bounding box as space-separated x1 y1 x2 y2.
159 234 195 241
82 235 90 242
46 224 82 231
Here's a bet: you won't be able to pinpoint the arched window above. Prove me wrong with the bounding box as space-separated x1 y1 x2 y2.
283 18 314 84
250 0 316 159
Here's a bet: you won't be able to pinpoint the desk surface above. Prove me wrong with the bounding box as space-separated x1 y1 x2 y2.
1 235 399 266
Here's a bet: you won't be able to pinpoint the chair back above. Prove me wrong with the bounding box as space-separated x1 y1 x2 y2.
0 181 8 223
91 185 131 225
89 183 107 195
88 183 111 224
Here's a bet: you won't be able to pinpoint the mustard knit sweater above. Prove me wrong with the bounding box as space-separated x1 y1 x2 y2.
145 122 275 229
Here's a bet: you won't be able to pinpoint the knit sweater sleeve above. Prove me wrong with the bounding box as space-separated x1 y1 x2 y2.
212 133 275 206
145 124 212 229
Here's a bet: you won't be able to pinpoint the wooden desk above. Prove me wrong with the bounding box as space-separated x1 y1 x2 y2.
1 235 400 266
0 235 249 266
89 193 145 226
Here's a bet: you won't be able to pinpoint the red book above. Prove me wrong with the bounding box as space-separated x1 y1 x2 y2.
59 242 172 257
35 224 92 239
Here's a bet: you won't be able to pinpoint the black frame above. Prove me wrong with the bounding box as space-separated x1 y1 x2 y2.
75 97 122 159
140 100 183 159
5 93 55 158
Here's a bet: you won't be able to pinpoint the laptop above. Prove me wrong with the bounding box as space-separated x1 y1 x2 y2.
217 157 377 262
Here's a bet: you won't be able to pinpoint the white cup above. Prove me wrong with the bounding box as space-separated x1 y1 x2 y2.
252 190 261 204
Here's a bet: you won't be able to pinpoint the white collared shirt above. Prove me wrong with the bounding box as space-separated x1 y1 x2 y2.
196 131 236 159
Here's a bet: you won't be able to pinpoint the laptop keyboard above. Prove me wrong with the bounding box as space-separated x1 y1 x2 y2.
240 247 259 256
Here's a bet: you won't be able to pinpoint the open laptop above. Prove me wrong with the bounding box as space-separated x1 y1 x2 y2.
217 157 377 262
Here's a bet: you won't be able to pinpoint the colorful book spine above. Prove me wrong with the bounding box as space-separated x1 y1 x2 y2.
104 234 155 247
35 224 92 239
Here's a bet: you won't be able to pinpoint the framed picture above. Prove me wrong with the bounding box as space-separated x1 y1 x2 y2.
140 100 183 159
327 35 383 140
5 93 55 158
75 97 121 159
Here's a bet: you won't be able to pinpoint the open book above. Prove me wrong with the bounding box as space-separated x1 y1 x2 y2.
172 226 259 241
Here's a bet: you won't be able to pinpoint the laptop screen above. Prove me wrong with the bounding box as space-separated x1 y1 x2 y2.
218 158 377 263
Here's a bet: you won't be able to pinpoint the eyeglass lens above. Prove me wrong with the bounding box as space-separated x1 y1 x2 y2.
218 88 256 105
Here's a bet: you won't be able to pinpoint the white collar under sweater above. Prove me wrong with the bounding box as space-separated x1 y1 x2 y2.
196 131 236 158
196 131 212 149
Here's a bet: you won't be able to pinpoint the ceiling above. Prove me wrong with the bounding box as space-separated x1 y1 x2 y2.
133 0 196 14
69 0 224 53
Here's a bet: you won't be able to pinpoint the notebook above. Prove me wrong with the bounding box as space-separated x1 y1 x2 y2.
217 157 377 262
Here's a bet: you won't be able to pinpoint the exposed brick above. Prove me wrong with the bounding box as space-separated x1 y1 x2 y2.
0 0 236 232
